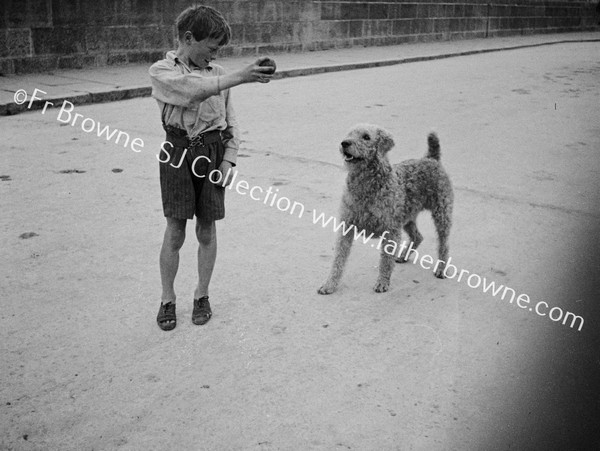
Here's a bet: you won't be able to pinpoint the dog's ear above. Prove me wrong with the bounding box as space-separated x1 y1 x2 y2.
377 128 395 154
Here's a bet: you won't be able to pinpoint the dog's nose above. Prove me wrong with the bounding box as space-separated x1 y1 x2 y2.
341 140 351 149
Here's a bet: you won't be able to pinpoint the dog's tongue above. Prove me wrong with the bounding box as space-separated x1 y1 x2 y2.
344 155 354 161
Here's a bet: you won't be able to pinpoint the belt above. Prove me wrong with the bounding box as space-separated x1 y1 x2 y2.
163 125 222 148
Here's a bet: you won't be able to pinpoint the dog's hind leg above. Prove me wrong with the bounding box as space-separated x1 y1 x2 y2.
318 232 354 294
431 205 452 278
396 221 423 263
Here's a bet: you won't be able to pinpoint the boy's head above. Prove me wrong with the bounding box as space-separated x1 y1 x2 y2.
175 5 231 69
176 5 231 47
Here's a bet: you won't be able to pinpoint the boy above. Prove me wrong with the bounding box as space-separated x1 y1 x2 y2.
149 5 274 331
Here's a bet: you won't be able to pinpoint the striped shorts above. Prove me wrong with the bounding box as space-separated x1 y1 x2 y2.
159 127 225 221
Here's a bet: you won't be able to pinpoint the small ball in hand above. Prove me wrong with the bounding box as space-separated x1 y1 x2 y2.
259 58 277 74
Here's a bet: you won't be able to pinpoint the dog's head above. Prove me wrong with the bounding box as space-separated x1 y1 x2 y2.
339 124 395 164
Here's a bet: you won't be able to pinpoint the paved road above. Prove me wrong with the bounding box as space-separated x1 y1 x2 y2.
2 41 599 450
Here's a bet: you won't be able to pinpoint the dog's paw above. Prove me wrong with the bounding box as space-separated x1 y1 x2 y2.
318 282 337 295
434 268 446 279
373 279 390 293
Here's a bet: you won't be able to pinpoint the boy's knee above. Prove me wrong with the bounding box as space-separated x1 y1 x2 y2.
165 218 186 250
196 221 215 245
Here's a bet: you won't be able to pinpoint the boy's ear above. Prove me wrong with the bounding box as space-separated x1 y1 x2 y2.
182 30 193 43
377 128 395 153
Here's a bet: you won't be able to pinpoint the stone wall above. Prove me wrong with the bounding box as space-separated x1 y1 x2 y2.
1 0 597 74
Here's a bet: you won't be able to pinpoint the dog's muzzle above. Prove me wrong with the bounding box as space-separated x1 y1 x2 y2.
340 140 359 162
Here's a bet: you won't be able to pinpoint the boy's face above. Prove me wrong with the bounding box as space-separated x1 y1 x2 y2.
181 32 222 69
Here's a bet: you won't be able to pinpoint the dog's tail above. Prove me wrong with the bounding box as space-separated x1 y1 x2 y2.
426 132 441 161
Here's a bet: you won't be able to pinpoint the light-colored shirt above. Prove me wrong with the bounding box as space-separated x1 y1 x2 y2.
149 50 239 165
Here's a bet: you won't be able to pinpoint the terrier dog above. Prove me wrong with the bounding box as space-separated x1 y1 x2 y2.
318 124 453 294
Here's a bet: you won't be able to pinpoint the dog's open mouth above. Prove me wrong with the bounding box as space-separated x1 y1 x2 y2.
342 150 360 162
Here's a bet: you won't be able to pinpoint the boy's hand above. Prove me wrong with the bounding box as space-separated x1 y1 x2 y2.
240 57 275 84
218 57 275 90
217 161 235 187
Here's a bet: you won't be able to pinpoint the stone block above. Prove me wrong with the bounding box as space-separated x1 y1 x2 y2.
257 0 280 22
84 27 107 53
32 26 85 55
81 0 116 26
449 18 462 33
228 23 244 44
341 3 369 21
297 1 319 22
370 19 391 37
5 28 32 57
81 54 98 67
0 32 8 58
104 26 141 50
369 4 388 20
416 4 428 19
230 1 259 24
243 23 259 44
267 21 290 42
0 57 15 75
130 0 160 26
434 18 450 33
392 19 412 36
138 25 170 50
58 54 83 69
311 21 330 41
5 0 29 28
473 4 486 18
400 3 417 19
347 20 364 38
52 0 85 26
281 1 301 22
320 2 339 21
463 4 474 18
388 4 401 19
13 55 57 73
259 23 274 43
412 19 428 34
107 52 128 65
327 20 348 40
428 4 442 18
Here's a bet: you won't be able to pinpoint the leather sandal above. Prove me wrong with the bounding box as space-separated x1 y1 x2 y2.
157 302 176 331
192 296 212 325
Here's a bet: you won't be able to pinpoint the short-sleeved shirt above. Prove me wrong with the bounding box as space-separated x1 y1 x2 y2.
149 50 239 165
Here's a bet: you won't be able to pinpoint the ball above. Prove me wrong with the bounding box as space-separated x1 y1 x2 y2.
259 57 277 74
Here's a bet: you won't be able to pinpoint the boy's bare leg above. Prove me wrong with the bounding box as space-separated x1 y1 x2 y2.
160 217 187 305
194 220 217 299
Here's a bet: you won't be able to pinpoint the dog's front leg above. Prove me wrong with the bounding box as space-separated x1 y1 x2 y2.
318 231 354 295
374 234 399 292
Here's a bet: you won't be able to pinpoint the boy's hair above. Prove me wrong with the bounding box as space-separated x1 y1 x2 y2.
176 5 231 46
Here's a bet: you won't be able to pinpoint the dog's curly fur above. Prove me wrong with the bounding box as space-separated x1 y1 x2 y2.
318 124 454 294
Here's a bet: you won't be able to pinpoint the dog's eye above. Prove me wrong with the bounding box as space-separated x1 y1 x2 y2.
363 134 370 140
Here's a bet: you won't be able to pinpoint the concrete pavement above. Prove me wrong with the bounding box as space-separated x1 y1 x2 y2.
2 36 600 450
1 31 598 116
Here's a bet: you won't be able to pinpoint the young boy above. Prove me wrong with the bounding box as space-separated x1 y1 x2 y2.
149 5 274 331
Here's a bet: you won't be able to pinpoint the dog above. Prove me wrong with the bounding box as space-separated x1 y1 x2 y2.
318 124 453 294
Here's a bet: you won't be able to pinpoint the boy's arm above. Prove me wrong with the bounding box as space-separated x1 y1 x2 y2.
149 57 275 108
149 61 220 108
222 87 239 166
216 87 238 188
